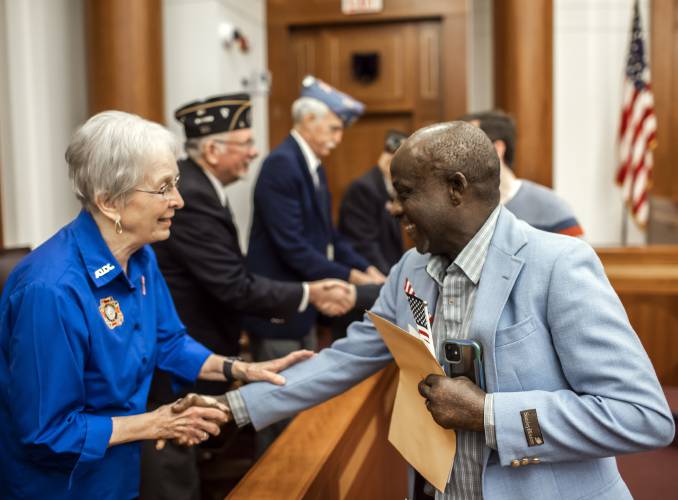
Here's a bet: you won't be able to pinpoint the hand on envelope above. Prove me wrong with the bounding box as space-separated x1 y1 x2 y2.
417 374 486 432
368 312 455 492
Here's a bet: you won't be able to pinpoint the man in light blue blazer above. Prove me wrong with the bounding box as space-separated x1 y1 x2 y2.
179 122 674 499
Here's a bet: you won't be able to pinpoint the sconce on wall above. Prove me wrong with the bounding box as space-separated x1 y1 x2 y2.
218 22 249 53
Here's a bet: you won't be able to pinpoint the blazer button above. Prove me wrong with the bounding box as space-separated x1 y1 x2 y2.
530 457 540 465
511 459 521 468
521 457 529 466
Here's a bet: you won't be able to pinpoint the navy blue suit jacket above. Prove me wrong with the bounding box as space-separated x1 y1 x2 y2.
246 134 369 339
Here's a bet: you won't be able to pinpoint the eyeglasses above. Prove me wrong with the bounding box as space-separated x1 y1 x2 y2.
135 174 181 200
213 138 256 149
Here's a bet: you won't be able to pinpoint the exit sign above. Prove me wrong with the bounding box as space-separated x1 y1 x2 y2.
342 0 383 15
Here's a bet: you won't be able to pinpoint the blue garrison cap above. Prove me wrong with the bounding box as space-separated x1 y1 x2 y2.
300 75 365 127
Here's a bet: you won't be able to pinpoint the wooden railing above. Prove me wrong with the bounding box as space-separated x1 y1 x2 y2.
597 245 678 385
227 363 408 499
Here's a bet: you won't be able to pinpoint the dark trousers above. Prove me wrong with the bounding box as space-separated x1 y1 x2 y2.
139 440 200 500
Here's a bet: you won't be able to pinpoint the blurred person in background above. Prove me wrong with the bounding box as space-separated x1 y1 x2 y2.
463 110 584 237
244 76 385 454
338 129 407 275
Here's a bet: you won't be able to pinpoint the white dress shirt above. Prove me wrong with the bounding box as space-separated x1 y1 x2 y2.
291 129 321 188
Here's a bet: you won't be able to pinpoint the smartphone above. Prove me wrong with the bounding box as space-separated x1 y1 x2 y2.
442 339 485 390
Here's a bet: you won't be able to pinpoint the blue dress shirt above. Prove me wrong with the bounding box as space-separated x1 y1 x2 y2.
0 210 212 499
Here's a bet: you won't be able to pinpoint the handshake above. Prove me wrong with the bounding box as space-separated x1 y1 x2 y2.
307 279 355 317
309 266 386 317
152 349 314 449
153 393 232 450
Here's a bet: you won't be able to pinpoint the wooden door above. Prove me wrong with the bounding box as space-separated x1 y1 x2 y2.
267 0 468 219
283 20 443 219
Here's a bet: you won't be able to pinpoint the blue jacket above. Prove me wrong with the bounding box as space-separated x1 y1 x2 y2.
0 211 211 499
246 134 369 339
239 207 674 499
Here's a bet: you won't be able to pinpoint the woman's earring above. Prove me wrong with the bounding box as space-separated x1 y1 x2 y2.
114 216 123 235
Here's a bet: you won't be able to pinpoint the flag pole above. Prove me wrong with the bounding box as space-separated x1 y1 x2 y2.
621 201 628 246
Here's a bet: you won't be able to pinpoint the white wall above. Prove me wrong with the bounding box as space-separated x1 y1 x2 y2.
0 0 86 247
163 0 269 251
554 0 649 246
468 0 494 113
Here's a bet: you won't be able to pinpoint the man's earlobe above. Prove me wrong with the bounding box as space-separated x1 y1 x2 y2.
448 172 468 205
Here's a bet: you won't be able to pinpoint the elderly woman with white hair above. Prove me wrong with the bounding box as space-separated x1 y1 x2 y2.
0 111 311 500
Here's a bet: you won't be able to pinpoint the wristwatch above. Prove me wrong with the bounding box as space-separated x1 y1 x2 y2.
222 356 243 383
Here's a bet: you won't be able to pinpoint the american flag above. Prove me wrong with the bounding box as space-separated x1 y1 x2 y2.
406 294 432 340
617 0 657 227
403 278 414 296
404 278 432 342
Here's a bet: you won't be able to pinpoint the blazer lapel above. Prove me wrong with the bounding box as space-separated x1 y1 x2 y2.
468 208 527 394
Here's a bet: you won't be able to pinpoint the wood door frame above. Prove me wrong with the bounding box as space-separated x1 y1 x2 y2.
267 0 469 147
493 0 553 188
650 0 678 203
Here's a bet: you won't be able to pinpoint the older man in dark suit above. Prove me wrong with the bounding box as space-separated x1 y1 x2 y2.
338 129 407 275
245 77 387 453
245 77 386 359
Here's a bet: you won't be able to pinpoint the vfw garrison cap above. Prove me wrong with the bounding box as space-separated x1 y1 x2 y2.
300 75 365 127
174 93 252 138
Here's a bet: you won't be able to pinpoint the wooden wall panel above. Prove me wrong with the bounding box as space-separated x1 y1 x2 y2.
618 295 678 385
493 0 553 187
84 0 165 123
651 0 678 203
268 0 466 25
321 24 414 111
416 21 444 129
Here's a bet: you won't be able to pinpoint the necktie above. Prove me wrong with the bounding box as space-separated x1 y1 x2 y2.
315 165 332 232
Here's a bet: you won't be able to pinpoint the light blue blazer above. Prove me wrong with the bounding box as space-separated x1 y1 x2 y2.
240 207 674 499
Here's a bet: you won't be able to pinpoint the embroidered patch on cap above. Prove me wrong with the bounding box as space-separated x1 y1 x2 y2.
520 409 544 447
99 297 124 329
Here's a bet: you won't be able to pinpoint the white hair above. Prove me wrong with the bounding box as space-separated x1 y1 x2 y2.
66 110 179 210
184 130 233 161
291 97 330 125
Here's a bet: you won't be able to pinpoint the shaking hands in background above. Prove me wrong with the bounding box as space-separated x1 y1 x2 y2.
308 278 357 316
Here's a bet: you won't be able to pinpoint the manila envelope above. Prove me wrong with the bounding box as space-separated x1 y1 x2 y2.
368 311 456 493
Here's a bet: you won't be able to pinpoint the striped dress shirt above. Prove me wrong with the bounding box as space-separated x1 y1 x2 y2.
426 205 500 500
